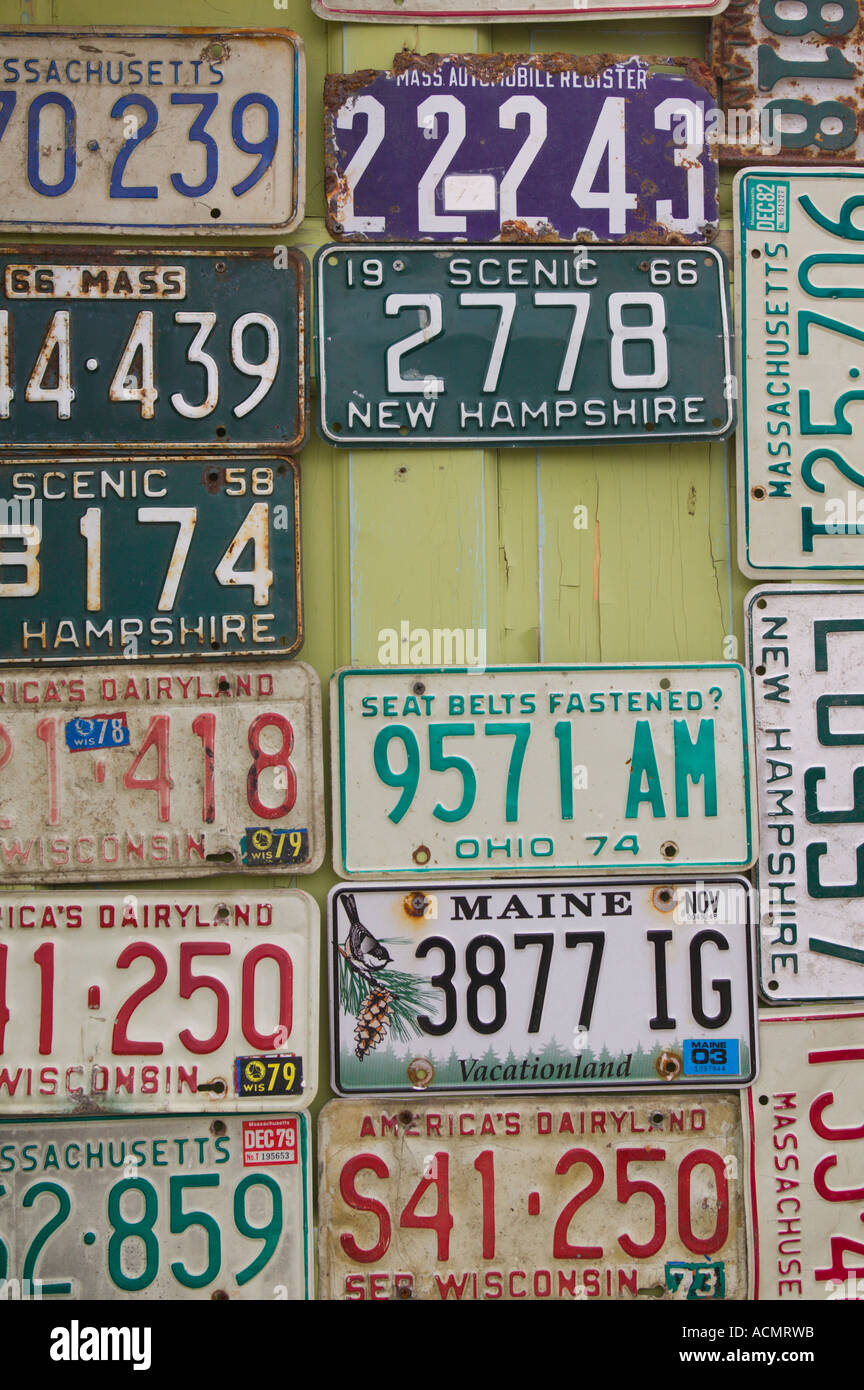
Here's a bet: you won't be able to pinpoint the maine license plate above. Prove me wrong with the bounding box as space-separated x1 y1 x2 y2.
747 586 864 1001
318 1095 748 1301
316 246 734 448
331 665 756 877
0 455 302 665
0 659 324 883
328 879 757 1096
0 1111 313 1300
735 169 864 577
746 1006 864 1300
711 1 864 163
0 28 304 234
0 889 318 1117
0 247 308 451
325 55 718 245
313 0 731 23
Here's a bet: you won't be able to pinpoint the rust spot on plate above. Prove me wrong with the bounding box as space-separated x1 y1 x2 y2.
656 1050 682 1081
403 891 430 919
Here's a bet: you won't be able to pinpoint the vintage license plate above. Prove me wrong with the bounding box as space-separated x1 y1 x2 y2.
0 28 304 234
0 659 324 883
0 889 318 1117
318 1095 748 1301
316 246 734 448
746 1006 864 1300
747 586 864 1001
0 1111 312 1300
325 55 718 245
0 455 301 665
331 665 757 877
314 0 730 23
711 0 864 163
735 169 864 577
328 878 757 1096
0 247 307 452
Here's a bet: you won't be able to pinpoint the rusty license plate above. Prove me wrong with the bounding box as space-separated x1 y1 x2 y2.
0 658 324 883
318 1095 749 1300
0 889 318 1117
0 455 302 665
313 0 731 23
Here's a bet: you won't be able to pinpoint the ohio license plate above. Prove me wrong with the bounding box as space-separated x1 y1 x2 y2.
0 28 304 234
325 55 718 245
746 1006 864 1300
0 1112 312 1300
0 889 318 1117
736 169 864 577
328 879 757 1096
314 0 731 22
318 1095 748 1300
747 586 864 1000
0 247 308 451
0 455 301 665
330 665 757 877
711 0 864 162
0 659 324 883
315 246 734 447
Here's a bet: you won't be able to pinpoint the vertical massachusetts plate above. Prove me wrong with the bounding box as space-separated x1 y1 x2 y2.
318 1095 749 1301
0 28 305 234
747 586 864 1001
328 878 757 1095
0 658 324 882
325 54 719 244
0 455 302 664
735 168 864 577
745 1006 864 1300
0 889 318 1116
331 664 757 877
0 1111 313 1299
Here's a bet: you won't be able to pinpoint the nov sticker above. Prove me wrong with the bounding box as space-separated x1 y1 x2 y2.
241 1118 299 1167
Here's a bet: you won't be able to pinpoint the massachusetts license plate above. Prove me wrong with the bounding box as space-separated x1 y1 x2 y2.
0 28 304 234
0 247 308 451
315 246 734 447
331 665 757 877
318 1095 748 1300
328 879 757 1096
746 1006 864 1300
0 1112 313 1300
747 586 864 1001
711 1 864 163
0 455 301 665
0 659 324 883
325 55 719 245
314 0 731 22
736 169 864 577
0 889 318 1117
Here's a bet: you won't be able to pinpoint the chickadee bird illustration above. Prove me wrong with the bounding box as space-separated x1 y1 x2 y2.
342 893 392 980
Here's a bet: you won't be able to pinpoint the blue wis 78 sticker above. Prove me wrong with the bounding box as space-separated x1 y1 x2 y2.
683 1039 739 1076
65 714 130 750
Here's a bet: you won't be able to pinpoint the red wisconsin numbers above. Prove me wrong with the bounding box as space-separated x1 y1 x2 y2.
810 1046 864 1283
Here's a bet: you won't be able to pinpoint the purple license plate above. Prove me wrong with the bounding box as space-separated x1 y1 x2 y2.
325 53 719 244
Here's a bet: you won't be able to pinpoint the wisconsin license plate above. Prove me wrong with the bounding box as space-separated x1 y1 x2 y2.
0 247 308 451
318 1095 748 1300
711 1 864 162
0 28 305 234
325 55 718 245
0 889 318 1117
736 169 864 576
0 1112 313 1299
0 455 302 664
331 665 756 877
0 659 324 883
316 246 734 447
747 586 864 1000
314 0 731 23
746 1006 864 1300
328 879 757 1096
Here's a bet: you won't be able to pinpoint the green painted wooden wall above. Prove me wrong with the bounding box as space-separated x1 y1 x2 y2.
0 0 748 1162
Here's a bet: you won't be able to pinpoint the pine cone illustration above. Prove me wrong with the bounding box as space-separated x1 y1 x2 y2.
354 985 394 1060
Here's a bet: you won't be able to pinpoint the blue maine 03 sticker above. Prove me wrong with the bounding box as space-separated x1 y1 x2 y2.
683 1039 739 1076
744 179 789 233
